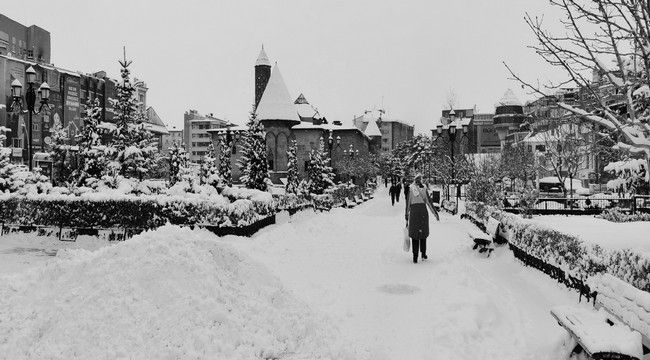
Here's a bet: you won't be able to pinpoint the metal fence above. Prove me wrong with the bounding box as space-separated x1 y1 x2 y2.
504 195 650 215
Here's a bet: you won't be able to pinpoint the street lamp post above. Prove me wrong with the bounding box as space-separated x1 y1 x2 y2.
10 66 51 171
326 130 341 166
435 110 468 208
343 143 359 183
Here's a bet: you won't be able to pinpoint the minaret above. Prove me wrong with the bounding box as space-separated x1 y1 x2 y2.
254 45 272 109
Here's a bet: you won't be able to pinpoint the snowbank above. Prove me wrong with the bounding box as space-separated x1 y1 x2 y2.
0 225 364 359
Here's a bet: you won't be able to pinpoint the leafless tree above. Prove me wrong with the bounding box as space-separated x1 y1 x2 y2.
505 0 650 179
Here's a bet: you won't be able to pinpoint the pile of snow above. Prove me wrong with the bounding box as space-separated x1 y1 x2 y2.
0 225 364 359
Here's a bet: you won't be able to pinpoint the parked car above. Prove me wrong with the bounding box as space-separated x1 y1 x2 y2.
538 177 591 197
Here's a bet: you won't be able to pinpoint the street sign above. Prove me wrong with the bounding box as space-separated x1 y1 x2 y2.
11 148 22 157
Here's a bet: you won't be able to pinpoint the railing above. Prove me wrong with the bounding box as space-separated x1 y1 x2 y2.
503 195 650 215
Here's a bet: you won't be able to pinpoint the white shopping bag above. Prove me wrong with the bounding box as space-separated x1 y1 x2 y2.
403 226 410 252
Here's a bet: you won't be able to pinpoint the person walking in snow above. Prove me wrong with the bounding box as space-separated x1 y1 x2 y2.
390 181 397 206
405 173 439 263
395 178 402 203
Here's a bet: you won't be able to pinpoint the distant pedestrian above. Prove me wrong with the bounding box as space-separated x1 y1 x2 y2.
405 173 439 264
384 176 388 188
403 178 410 202
390 183 397 206
395 180 402 203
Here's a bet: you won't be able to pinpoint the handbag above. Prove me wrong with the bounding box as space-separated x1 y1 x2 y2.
403 226 410 252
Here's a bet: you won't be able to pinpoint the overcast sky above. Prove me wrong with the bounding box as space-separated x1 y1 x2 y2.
3 0 565 134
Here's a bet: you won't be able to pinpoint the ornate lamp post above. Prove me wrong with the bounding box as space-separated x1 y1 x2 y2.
326 129 341 166
434 109 468 207
10 66 51 171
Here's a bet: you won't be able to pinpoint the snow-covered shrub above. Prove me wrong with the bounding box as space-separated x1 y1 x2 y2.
238 109 269 191
600 208 650 222
466 200 650 291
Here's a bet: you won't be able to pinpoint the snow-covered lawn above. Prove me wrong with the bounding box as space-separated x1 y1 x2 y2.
528 215 650 255
0 186 601 359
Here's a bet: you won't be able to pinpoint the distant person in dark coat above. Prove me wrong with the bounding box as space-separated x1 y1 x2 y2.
405 174 439 263
390 182 397 206
403 178 410 202
384 176 388 188
395 180 402 203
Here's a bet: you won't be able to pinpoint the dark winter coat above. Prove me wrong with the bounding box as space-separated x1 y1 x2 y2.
405 184 437 239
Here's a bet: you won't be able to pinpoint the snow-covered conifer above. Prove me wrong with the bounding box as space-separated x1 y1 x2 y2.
307 137 334 194
199 141 220 186
238 107 269 191
286 139 299 193
218 136 232 187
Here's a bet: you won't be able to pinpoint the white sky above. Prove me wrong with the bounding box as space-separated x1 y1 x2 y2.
3 0 565 134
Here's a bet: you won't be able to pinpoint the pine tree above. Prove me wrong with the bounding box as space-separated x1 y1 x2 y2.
122 123 158 180
50 118 74 186
168 140 188 186
238 107 269 191
0 127 17 192
307 137 335 194
218 136 232 187
199 141 219 186
109 56 154 179
73 99 107 186
286 139 299 193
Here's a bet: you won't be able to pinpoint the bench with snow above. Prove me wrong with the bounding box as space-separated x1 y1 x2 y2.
364 189 374 199
551 274 650 360
354 195 363 204
467 216 500 257
361 193 369 201
344 197 357 208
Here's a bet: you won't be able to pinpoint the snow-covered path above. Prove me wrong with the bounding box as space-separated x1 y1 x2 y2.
229 186 587 360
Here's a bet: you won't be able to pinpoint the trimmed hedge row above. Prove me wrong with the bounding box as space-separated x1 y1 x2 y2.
0 194 274 229
466 201 650 292
0 183 376 232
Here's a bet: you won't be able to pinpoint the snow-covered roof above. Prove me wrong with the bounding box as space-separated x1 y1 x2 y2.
255 46 271 67
255 64 300 123
144 107 169 135
496 89 522 107
294 94 318 119
292 122 360 132
364 119 382 137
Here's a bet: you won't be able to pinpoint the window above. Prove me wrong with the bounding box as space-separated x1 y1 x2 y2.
13 138 23 148
304 160 310 171
192 142 197 147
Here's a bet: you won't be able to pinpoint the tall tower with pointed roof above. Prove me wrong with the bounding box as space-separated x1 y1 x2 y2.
255 45 272 109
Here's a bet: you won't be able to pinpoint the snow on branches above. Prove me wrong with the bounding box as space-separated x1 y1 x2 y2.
286 139 300 194
218 136 232 187
238 108 270 191
307 137 335 195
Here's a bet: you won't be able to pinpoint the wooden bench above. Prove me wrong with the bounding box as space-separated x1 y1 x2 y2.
344 197 356 208
354 195 363 204
551 274 650 360
361 193 369 201
467 216 500 257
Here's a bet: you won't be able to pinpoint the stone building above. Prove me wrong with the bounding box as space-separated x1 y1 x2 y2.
209 46 370 184
0 13 50 63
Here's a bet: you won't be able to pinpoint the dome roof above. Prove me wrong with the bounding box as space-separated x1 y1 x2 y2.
256 64 300 123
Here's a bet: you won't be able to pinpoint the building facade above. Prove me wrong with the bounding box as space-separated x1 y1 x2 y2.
183 110 229 162
0 13 166 170
0 13 50 63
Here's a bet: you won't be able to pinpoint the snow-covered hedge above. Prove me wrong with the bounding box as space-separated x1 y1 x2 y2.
0 191 275 229
466 201 650 292
599 208 650 222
